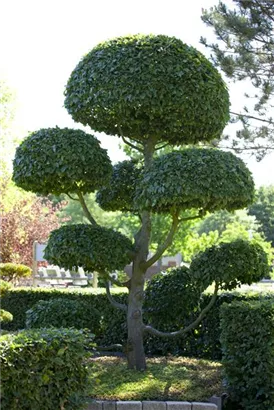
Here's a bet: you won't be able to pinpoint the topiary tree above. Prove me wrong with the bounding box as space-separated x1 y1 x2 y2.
12 34 268 370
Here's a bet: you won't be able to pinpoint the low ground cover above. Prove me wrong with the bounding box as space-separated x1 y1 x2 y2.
88 356 224 402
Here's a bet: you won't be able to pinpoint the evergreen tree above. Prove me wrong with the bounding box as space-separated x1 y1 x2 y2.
201 0 274 159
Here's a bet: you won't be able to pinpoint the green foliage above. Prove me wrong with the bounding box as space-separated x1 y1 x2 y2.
1 287 274 361
144 267 205 329
0 327 92 410
96 160 141 212
190 239 269 290
0 309 13 324
136 148 254 213
44 224 133 273
65 34 229 145
25 298 101 334
0 280 12 296
220 300 274 410
248 185 274 246
0 263 32 283
12 127 112 196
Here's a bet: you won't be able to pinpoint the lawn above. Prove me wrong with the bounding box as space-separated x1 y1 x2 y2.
87 356 225 402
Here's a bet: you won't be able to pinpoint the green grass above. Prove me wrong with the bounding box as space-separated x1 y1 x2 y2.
87 356 225 402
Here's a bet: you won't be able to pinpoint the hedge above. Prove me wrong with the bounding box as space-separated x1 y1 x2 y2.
1 287 274 360
220 300 274 410
0 327 92 410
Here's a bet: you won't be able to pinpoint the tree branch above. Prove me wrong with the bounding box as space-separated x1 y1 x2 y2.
230 110 274 124
77 191 97 225
122 136 144 153
66 193 79 201
105 280 128 311
143 283 219 338
104 272 131 289
143 212 180 269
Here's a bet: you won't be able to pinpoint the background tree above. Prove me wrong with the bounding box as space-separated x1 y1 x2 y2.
248 185 274 246
201 0 274 159
13 34 267 370
0 177 62 267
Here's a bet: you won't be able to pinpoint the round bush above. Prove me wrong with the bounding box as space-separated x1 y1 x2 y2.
13 127 112 195
0 309 13 324
0 263 32 283
65 34 230 145
44 224 134 273
26 298 101 334
136 148 255 213
96 160 142 212
190 239 270 290
0 280 12 297
144 266 205 329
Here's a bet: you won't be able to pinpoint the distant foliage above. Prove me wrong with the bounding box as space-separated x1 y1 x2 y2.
13 127 112 196
136 148 254 212
220 300 274 410
0 263 32 284
44 224 134 273
65 34 229 145
26 298 101 334
0 327 92 410
0 178 62 267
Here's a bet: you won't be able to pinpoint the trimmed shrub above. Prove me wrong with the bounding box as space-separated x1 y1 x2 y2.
2 287 274 360
0 309 13 324
0 279 12 296
26 297 101 334
0 263 32 284
220 300 274 410
0 327 92 410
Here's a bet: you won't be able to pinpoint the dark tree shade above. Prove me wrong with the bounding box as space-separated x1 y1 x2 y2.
12 127 112 196
64 34 230 145
96 160 142 212
44 224 134 273
190 239 269 290
136 148 255 213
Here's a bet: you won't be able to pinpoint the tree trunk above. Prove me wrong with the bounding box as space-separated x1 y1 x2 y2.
127 266 146 370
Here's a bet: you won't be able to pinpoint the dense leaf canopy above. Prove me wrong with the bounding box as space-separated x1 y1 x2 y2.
12 127 112 195
44 224 133 273
190 239 269 290
136 148 255 213
65 34 230 145
96 160 142 212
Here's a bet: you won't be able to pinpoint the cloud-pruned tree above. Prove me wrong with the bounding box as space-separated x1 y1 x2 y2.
13 34 268 370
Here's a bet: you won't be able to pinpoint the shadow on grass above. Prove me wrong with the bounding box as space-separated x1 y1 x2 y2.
87 356 224 402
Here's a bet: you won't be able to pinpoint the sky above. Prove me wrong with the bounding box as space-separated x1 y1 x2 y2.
1 0 273 187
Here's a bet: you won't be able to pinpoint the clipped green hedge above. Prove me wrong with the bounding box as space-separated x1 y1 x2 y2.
220 300 274 410
0 327 92 410
26 298 101 334
1 288 127 346
1 287 274 360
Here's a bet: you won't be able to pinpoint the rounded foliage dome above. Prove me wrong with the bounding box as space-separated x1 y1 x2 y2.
44 224 133 273
12 127 112 195
96 160 142 212
190 239 269 290
135 148 255 213
65 34 230 145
